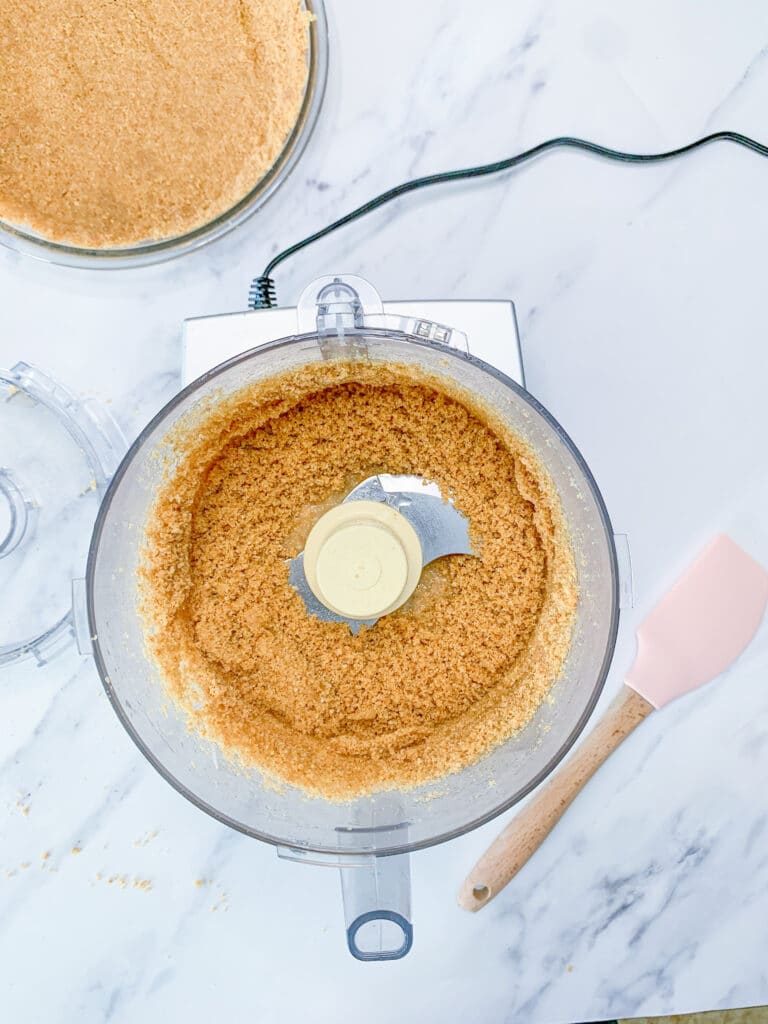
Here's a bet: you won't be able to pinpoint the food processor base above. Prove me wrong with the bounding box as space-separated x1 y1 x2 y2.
182 297 525 387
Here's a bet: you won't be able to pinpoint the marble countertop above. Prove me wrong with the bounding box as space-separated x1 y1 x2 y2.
3 1 768 1021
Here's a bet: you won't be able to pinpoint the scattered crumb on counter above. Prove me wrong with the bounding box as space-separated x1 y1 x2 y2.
209 882 229 912
95 872 153 892
40 851 50 861
132 830 158 847
71 846 82 855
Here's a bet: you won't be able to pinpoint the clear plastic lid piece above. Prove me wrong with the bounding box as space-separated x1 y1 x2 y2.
0 363 124 665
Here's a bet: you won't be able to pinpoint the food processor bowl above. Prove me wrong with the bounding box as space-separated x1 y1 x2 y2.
0 0 327 269
86 276 620 959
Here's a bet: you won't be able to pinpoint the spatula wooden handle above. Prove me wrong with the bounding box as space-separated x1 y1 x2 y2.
457 686 654 912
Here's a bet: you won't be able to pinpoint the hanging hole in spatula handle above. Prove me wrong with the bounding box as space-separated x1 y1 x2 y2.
471 883 491 903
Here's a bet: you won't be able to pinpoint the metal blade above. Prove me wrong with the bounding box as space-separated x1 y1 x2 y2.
288 474 474 630
343 475 473 565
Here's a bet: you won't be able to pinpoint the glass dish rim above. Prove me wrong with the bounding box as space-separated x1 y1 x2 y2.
0 0 328 269
87 330 620 857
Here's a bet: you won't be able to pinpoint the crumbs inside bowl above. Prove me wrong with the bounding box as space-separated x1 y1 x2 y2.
140 360 577 799
0 0 311 249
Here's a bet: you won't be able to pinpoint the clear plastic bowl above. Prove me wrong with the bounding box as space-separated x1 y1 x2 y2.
87 327 619 857
86 280 620 959
0 0 328 269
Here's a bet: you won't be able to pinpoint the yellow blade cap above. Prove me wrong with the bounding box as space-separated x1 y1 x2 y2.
303 501 423 620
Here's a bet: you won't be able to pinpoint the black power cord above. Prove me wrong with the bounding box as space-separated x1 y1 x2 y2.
249 130 768 310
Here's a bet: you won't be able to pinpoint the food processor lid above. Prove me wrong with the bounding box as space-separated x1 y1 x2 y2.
0 362 125 665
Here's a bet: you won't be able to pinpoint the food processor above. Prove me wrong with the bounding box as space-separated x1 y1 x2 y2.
0 0 327 269
1 273 625 960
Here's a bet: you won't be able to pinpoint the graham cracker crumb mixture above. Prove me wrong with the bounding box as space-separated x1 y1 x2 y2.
0 0 310 247
141 362 577 799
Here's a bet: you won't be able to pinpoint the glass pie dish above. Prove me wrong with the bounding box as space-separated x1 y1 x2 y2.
0 0 328 269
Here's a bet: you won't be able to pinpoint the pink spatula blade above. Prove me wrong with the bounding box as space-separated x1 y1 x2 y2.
626 534 768 708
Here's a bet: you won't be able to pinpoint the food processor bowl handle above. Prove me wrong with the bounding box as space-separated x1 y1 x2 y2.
340 853 413 961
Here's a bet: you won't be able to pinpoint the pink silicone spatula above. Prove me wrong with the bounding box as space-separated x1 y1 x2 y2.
458 534 768 912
